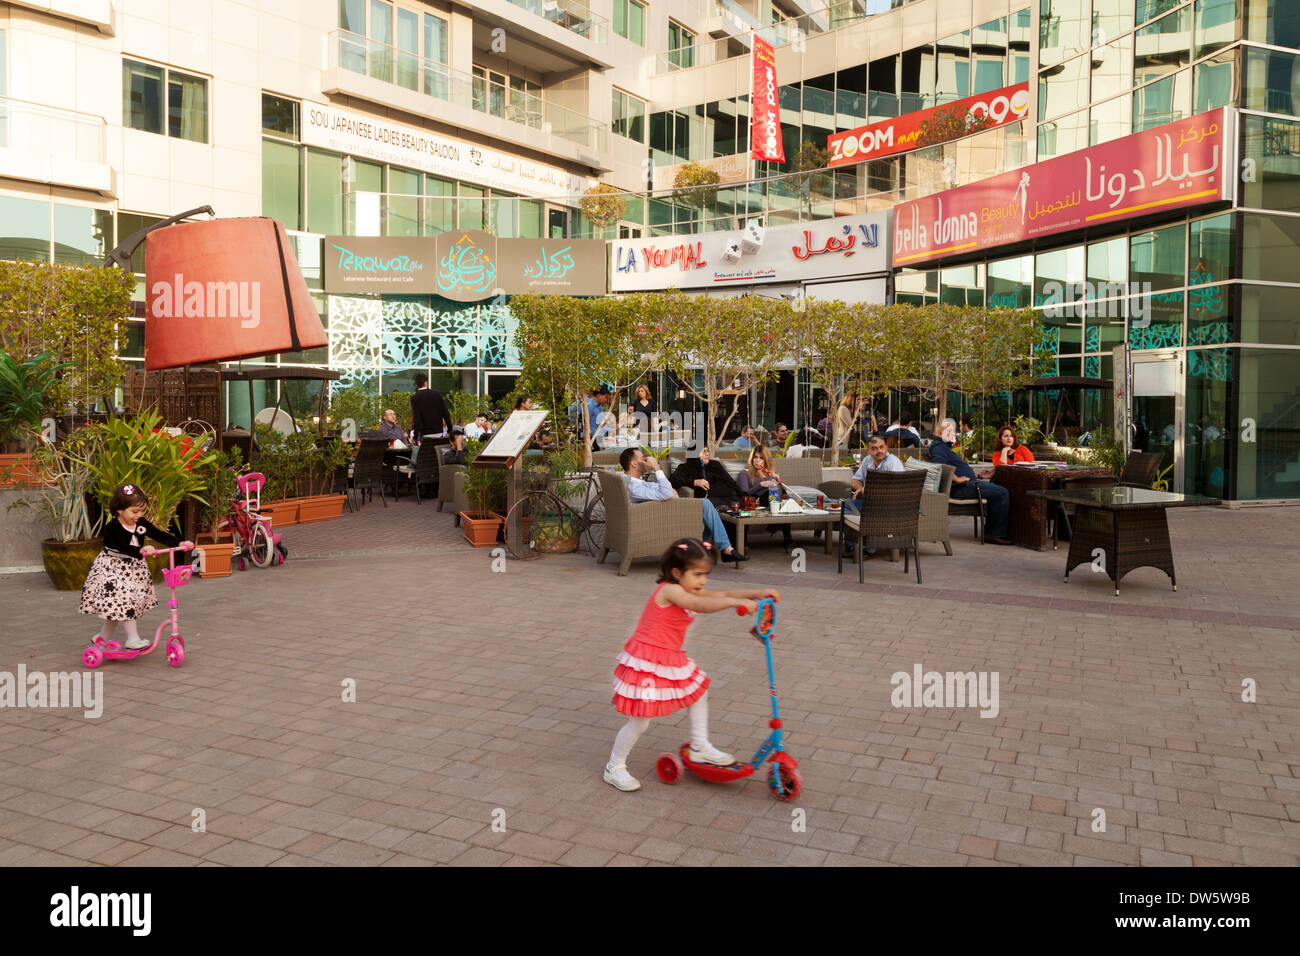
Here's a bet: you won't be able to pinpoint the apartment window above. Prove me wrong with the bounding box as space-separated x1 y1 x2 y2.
396 7 419 90
262 139 303 230
262 93 299 140
307 149 344 234
424 13 449 98
612 89 646 143
668 21 695 68
123 60 208 142
613 0 646 45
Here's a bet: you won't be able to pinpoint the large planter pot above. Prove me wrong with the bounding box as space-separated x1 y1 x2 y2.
460 510 503 548
41 538 169 591
533 510 579 554
297 493 346 524
0 453 51 489
193 541 234 578
258 499 300 527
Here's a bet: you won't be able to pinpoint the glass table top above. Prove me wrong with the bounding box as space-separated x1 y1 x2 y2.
1027 487 1222 509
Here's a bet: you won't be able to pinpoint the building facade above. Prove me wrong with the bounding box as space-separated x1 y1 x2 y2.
0 0 1296 499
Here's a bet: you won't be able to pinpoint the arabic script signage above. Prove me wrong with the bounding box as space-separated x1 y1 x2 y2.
610 212 889 292
828 82 1030 168
324 235 606 299
892 108 1232 267
301 100 591 204
750 37 784 163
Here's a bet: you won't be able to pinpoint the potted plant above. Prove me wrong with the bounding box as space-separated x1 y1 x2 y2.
459 438 506 546
0 350 69 487
192 448 241 577
296 431 351 523
250 423 303 525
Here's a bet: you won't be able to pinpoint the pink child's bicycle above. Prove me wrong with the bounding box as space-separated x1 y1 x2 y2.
82 544 191 669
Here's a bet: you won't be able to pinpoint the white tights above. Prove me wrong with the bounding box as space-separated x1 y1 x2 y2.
607 692 711 770
100 620 139 643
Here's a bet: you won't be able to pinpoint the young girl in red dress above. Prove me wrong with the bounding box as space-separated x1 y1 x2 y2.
604 538 781 792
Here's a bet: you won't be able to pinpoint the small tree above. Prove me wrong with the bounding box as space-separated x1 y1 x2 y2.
915 103 996 148
790 141 832 221
671 162 722 215
578 183 627 237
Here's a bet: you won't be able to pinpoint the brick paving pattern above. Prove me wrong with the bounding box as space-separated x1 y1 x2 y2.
0 495 1297 866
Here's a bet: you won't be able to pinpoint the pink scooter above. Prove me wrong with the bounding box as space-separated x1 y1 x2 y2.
83 543 191 668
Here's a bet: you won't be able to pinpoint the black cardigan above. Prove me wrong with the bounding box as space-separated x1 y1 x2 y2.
670 459 743 504
102 518 180 559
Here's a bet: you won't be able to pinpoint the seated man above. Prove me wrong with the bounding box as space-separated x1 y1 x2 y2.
464 414 493 439
621 447 749 564
734 425 758 450
844 435 904 556
885 412 921 447
767 422 790 451
441 429 468 465
377 408 407 444
928 417 1012 545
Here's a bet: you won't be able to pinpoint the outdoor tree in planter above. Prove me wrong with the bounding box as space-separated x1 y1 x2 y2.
459 438 507 546
672 162 722 226
0 261 135 420
578 183 627 238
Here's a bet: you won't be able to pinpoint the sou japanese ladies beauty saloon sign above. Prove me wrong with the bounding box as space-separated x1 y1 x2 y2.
750 37 784 163
892 108 1233 267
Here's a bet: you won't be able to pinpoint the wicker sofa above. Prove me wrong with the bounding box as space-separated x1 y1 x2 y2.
596 469 705 576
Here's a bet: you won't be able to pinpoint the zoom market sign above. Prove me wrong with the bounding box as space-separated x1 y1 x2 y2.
324 234 607 300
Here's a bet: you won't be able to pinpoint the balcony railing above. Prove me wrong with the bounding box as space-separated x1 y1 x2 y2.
656 0 899 73
506 0 609 44
328 30 608 153
0 94 106 164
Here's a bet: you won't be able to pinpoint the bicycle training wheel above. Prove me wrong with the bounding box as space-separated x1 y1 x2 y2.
248 522 275 568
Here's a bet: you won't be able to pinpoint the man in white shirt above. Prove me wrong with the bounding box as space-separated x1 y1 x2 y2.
620 447 748 563
850 435 905 495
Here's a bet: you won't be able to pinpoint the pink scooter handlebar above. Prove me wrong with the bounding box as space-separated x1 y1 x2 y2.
140 543 193 557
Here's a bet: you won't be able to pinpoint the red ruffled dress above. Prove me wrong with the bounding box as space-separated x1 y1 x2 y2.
612 583 710 718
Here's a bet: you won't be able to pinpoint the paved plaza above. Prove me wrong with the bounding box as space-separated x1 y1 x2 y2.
0 497 1298 867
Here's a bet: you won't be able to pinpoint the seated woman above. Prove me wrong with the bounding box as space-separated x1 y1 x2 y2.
992 424 1036 465
670 445 743 507
737 445 792 550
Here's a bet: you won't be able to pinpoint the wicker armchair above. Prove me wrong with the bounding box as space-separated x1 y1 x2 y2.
1119 451 1164 489
351 438 389 507
918 463 955 556
437 460 463 513
596 469 705 576
395 445 440 504
837 470 927 583
591 449 625 467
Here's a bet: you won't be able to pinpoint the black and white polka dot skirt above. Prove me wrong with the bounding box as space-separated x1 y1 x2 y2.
79 549 158 621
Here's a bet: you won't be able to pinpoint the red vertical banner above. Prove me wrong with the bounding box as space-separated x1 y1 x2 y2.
750 37 784 164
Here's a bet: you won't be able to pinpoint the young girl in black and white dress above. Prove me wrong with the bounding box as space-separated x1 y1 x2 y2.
79 485 191 650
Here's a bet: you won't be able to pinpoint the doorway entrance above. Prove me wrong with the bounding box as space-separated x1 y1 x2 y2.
1130 352 1184 492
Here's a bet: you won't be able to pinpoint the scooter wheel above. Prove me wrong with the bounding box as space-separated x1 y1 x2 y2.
82 646 103 669
236 557 247 571
166 639 184 668
767 763 803 801
655 752 684 785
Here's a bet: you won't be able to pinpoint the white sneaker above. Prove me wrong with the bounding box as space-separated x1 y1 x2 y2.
603 764 641 792
688 743 735 767
123 633 149 650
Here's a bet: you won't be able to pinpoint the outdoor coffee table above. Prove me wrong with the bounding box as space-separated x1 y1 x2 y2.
718 508 840 557
1028 487 1220 595
993 464 1116 550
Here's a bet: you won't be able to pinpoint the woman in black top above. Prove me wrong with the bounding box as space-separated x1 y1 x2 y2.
80 484 190 649
632 383 657 433
669 446 744 507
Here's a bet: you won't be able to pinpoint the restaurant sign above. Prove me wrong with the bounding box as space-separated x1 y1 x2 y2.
892 108 1232 267
828 82 1030 168
610 212 890 292
324 234 607 300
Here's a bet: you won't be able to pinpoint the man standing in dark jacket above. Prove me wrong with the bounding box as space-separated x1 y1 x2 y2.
410 373 453 464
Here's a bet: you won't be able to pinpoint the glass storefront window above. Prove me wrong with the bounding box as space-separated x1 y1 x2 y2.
388 167 420 236
1189 213 1233 285
1035 246 1084 305
1129 292 1184 349
122 322 145 359
894 269 937 305
1243 47 1300 118
1233 348 1300 499
940 264 983 306
1090 34 1132 103
1240 212 1300 282
1187 283 1231 344
1039 52 1088 121
1130 223 1186 290
1241 115 1300 213
1239 284 1300 345
307 149 343 234
0 195 51 262
490 192 518 238
1194 0 1237 59
1039 0 1088 69
519 200 543 239
987 255 1032 307
1194 51 1235 113
1134 8 1191 86
1184 345 1229 496
263 139 302 231
53 205 113 266
458 184 486 231
1090 94 1131 146
1038 107 1087 158
1087 237 1128 289
424 175 455 234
